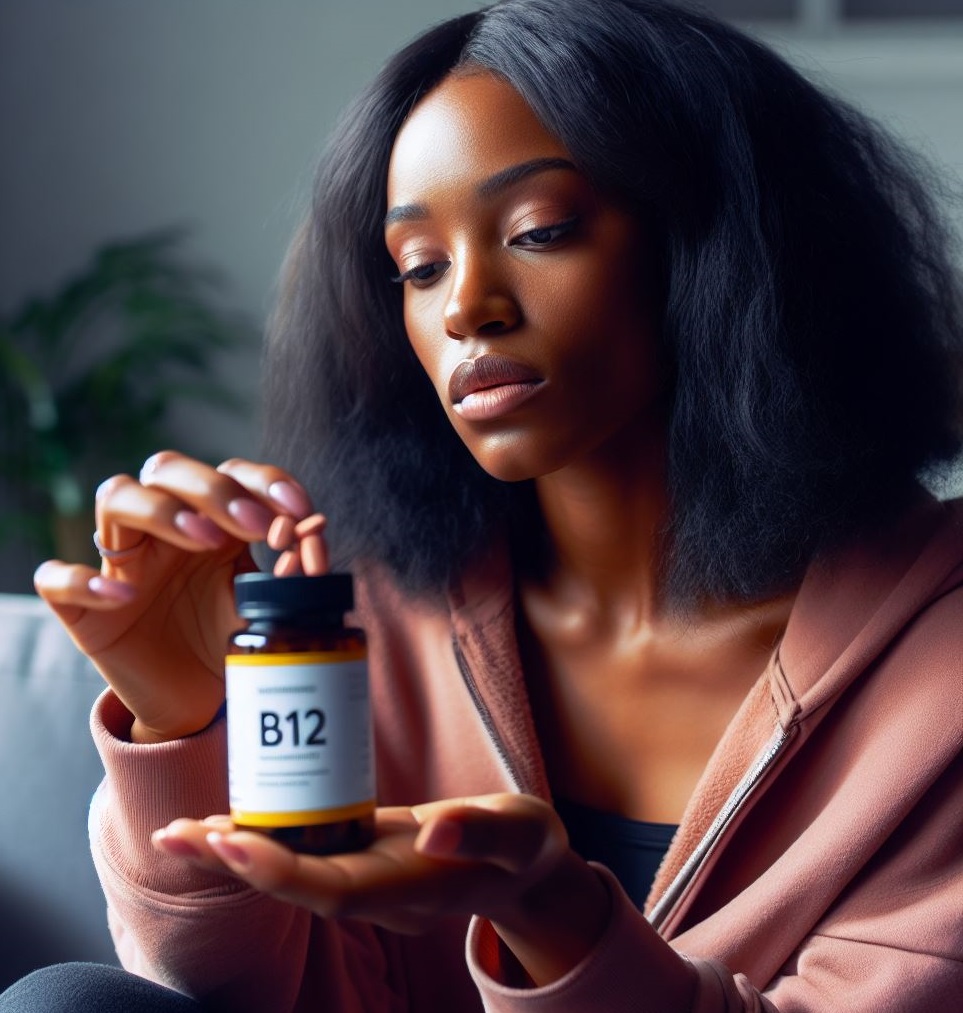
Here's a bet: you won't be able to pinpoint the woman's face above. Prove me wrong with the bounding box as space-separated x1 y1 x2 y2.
385 70 664 483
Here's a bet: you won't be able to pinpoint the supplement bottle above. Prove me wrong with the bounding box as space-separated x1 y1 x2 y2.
226 572 375 855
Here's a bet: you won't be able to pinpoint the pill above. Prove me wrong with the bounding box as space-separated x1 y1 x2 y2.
267 514 297 551
300 533 329 575
294 513 327 538
272 548 303 577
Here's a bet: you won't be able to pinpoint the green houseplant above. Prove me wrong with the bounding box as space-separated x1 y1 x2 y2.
0 229 255 570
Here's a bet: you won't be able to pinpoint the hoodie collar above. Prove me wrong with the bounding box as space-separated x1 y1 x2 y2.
778 493 963 718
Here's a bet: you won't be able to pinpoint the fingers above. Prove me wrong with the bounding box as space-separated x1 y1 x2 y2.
34 558 136 605
270 514 330 577
410 799 609 987
36 450 319 633
136 452 306 545
149 796 582 945
151 794 604 983
214 458 312 519
84 452 315 569
95 474 228 557
151 816 409 916
154 806 419 897
152 816 241 875
48 451 326 594
33 559 138 629
412 794 566 875
150 806 505 927
267 513 330 577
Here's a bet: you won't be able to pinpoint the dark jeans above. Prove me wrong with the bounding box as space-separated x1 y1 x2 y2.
0 963 205 1012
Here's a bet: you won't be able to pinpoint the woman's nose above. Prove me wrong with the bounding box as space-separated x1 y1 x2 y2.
443 255 521 338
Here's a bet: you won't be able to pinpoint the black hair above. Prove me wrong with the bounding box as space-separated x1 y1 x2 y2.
262 0 963 605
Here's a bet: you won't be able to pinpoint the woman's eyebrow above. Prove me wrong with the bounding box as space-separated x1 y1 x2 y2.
476 156 578 198
384 157 578 227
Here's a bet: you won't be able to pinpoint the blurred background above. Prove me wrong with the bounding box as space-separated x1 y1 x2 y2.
2 0 962 593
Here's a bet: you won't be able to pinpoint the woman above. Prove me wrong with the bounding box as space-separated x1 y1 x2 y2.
10 0 962 1010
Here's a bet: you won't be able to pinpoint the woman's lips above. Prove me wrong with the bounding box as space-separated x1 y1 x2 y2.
448 354 545 422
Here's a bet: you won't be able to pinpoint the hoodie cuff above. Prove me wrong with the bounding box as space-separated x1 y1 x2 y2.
466 864 695 1012
90 688 237 896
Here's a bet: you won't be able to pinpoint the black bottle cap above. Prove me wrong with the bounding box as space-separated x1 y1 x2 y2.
233 572 354 620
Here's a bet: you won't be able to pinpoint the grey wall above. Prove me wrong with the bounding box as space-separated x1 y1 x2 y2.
0 0 486 464
1 2 961 591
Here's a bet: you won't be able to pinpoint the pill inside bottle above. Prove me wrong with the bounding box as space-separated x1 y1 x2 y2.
225 572 376 855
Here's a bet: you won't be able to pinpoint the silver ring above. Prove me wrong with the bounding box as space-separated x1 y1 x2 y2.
93 531 147 562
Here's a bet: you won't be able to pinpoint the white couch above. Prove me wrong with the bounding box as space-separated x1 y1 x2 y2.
0 593 117 990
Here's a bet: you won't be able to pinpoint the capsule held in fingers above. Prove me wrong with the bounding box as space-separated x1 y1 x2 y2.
294 513 327 539
267 514 297 552
272 548 303 577
300 533 329 576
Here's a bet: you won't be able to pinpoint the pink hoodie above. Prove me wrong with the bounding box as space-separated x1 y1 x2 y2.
89 493 963 1010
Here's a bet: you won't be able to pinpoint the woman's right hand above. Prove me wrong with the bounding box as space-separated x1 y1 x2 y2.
33 451 314 744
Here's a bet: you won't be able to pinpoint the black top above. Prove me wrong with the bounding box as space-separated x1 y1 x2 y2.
554 797 677 910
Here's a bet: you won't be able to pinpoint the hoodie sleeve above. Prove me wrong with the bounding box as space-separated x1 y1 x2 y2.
466 866 705 1013
88 688 409 1013
467 897 962 1013
466 841 963 1013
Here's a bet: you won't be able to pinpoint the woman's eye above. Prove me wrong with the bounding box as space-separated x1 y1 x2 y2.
511 218 578 248
391 261 449 287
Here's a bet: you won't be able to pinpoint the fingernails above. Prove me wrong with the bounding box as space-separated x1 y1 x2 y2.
268 480 310 517
416 820 463 858
153 830 202 859
139 452 164 482
95 476 121 501
227 498 274 537
174 510 227 547
201 815 235 829
88 575 137 602
33 560 56 585
206 832 251 869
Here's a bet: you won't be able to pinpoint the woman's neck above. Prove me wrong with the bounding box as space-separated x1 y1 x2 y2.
517 427 797 821
527 417 672 631
523 415 798 642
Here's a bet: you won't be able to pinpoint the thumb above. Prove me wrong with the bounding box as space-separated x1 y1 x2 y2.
412 794 566 875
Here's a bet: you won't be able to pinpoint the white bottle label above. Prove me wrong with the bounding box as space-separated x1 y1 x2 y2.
225 651 375 827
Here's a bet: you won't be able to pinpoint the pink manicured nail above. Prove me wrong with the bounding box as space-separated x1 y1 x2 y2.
174 510 226 547
267 514 297 551
139 452 164 482
88 575 137 602
206 832 251 869
227 498 274 536
268 480 310 517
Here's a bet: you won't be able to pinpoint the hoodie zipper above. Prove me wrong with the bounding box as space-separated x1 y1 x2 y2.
452 635 526 794
454 632 791 932
647 725 790 933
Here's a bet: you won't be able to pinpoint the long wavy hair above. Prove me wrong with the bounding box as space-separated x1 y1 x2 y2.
262 0 963 605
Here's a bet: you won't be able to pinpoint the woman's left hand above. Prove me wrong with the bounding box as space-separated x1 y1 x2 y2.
153 793 611 986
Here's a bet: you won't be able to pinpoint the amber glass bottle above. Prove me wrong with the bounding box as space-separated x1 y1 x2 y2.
226 572 375 855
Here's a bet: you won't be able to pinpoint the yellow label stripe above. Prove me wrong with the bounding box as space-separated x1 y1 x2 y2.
226 650 366 666
230 799 376 828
